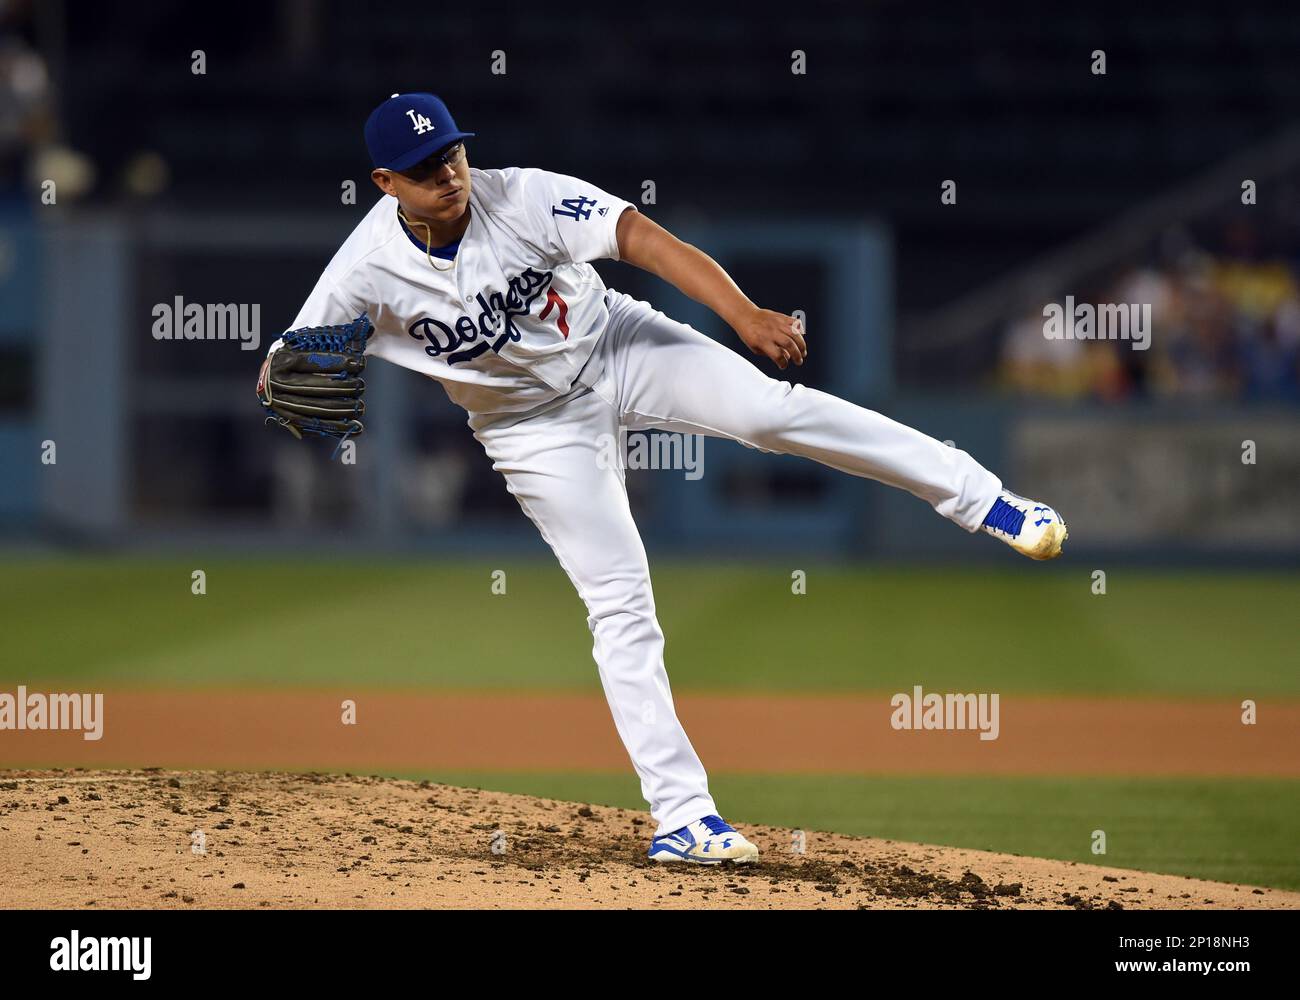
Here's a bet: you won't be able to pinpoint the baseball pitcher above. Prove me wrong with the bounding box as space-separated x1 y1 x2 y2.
257 93 1067 864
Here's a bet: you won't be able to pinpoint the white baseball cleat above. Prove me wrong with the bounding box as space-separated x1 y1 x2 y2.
648 814 760 864
980 491 1068 560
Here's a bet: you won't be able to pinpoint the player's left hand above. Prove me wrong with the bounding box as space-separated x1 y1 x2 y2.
733 308 807 370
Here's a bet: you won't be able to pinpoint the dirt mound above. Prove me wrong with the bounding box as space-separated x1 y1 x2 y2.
0 769 1294 910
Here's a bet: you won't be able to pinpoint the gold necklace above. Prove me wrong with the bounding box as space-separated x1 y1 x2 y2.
398 208 457 272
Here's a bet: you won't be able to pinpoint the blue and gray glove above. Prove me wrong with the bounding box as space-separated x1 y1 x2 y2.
256 314 372 442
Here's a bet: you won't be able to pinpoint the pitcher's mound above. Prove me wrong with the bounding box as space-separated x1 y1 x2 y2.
0 769 1293 910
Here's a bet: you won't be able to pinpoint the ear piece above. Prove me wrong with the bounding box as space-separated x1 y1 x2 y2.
397 209 454 272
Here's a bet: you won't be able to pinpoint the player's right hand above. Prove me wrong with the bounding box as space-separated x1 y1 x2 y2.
257 314 372 442
733 307 808 370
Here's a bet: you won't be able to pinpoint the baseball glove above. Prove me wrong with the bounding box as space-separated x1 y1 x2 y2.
256 314 373 442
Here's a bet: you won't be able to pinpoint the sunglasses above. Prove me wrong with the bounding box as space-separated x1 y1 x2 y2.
398 142 466 182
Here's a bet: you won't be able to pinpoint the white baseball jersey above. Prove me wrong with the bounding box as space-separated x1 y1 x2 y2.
289 166 636 419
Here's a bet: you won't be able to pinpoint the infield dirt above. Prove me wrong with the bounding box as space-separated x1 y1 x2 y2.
1 769 1295 910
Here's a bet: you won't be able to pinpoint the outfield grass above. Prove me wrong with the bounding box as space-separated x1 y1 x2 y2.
394 770 1300 892
2 558 1297 696
5 557 1294 891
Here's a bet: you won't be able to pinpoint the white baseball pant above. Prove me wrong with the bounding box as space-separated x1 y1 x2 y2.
472 289 1001 835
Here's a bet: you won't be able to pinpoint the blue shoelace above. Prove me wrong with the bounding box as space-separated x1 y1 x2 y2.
698 815 734 836
284 329 357 353
282 315 371 354
981 497 1025 537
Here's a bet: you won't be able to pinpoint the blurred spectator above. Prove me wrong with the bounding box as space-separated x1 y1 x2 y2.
0 0 52 193
999 213 1300 404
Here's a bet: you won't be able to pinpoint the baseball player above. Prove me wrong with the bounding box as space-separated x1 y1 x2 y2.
258 93 1067 865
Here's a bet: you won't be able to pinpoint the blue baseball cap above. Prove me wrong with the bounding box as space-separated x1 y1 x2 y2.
365 93 476 172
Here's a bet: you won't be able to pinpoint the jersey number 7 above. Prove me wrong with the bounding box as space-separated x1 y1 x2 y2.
539 288 570 338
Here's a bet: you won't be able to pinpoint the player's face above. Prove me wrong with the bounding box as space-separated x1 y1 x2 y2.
372 142 472 224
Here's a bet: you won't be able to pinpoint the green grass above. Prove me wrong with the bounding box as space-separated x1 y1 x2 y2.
387 770 1300 892
2 557 1298 696
4 557 1293 890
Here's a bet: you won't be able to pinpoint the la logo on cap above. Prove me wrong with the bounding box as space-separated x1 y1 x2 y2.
406 109 436 135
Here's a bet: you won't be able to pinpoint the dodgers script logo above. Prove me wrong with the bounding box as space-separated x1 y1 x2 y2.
408 267 555 365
